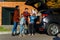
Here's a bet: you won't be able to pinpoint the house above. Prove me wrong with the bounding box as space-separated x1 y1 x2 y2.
0 0 60 26
0 2 34 26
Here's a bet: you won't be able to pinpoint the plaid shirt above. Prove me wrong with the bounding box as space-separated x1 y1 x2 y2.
13 9 20 22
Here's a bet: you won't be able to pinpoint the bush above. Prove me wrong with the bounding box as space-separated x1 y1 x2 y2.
0 27 9 32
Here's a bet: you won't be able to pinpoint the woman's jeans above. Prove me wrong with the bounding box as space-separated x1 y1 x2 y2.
20 24 25 35
12 21 18 34
28 23 35 34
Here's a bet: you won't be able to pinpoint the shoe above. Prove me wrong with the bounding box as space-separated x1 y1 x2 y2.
15 33 19 35
32 34 34 36
18 32 20 34
12 33 15 36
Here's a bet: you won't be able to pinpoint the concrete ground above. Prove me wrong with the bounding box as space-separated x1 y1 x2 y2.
0 25 60 40
0 33 60 40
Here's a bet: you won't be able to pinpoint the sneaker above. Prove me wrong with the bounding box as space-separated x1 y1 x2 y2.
15 33 19 35
12 33 15 36
32 34 34 36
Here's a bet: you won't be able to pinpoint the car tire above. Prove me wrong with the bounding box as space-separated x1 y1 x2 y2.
47 23 59 36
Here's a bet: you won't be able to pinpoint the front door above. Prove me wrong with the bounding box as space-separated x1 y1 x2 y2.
2 7 15 25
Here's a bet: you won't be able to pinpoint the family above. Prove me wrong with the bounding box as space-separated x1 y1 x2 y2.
12 6 42 37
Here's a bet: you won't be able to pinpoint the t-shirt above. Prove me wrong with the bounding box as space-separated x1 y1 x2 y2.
30 16 37 23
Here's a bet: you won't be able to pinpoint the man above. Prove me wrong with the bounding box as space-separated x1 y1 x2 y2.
12 6 20 36
22 8 30 34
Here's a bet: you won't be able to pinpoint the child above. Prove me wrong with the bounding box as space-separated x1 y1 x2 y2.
28 14 37 36
20 14 26 37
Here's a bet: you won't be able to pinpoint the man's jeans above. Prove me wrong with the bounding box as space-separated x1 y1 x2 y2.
12 21 18 34
20 24 25 35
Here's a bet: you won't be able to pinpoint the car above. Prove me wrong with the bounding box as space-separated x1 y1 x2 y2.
39 8 60 36
25 0 60 36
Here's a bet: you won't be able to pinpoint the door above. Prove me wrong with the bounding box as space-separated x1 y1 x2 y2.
2 7 15 25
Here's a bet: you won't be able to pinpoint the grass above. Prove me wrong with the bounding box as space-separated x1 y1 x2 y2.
0 27 10 32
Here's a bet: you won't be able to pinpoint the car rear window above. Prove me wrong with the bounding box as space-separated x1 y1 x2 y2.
48 8 60 15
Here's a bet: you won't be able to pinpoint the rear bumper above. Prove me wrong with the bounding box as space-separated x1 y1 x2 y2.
39 27 45 31
38 22 48 31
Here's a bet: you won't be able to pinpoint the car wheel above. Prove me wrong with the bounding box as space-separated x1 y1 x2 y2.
47 23 59 36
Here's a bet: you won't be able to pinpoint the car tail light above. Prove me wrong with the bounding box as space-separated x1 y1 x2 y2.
42 13 49 23
39 27 44 31
42 14 48 18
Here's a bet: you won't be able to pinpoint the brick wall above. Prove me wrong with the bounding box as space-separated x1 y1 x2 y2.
0 2 34 26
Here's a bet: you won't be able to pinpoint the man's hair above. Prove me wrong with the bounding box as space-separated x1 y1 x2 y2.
25 8 28 10
15 5 19 8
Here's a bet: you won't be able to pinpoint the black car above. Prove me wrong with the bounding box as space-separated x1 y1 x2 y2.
39 8 60 36
25 0 60 36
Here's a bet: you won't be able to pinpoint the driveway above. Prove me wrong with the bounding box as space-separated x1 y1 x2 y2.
0 33 60 40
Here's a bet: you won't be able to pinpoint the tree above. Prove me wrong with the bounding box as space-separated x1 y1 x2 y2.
4 0 26 2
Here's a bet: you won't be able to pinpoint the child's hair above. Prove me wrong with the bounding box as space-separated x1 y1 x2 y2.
25 8 28 10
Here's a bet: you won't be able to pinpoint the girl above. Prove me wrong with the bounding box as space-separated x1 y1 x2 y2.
28 14 37 36
20 14 26 37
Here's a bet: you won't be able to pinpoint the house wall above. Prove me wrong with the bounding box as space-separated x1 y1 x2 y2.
0 2 34 26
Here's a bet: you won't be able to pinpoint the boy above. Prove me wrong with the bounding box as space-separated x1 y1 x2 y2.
28 14 36 36
20 14 26 37
22 8 30 34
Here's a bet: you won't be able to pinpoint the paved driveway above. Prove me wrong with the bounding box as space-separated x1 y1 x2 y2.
0 33 59 40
